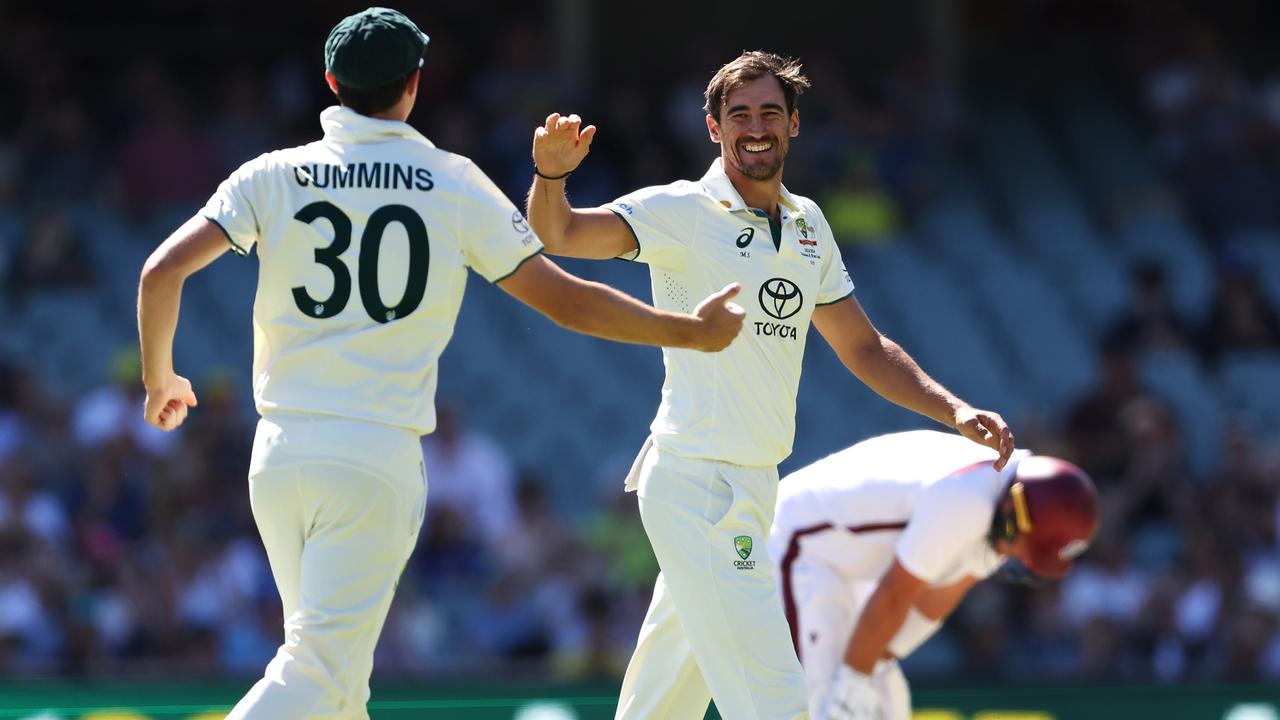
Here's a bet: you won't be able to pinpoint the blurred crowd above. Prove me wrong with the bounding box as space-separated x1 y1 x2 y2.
1 0 1280 690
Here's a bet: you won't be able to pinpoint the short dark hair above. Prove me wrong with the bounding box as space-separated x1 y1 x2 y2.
334 69 417 116
703 51 810 120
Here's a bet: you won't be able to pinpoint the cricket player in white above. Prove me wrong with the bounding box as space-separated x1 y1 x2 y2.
527 52 1017 719
136 8 745 720
770 430 1099 720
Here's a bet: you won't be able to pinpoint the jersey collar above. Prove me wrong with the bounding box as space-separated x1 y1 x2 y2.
700 158 802 218
320 106 437 149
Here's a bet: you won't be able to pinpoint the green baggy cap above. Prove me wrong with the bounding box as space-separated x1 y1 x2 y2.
324 7 429 90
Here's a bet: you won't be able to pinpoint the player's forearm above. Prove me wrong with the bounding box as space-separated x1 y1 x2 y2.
137 261 185 387
843 334 963 428
845 583 915 674
525 176 575 254
548 278 700 348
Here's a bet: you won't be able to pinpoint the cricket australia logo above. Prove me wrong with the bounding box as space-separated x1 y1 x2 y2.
795 216 820 263
734 535 756 570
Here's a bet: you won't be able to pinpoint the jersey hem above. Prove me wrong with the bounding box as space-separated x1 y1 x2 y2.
491 246 545 284
202 214 248 256
815 287 855 306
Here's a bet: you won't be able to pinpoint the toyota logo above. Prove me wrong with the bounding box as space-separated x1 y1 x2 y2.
759 278 803 320
511 210 530 234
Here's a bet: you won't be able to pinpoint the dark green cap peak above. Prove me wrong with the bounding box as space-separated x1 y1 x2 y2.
324 7 429 91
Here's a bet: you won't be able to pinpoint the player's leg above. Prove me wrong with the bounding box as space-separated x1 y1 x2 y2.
874 658 912 720
783 559 858 719
227 461 424 720
247 465 306 638
636 454 808 720
615 572 712 720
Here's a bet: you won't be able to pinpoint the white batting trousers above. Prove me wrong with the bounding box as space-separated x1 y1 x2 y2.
226 413 426 720
780 558 911 720
616 445 809 720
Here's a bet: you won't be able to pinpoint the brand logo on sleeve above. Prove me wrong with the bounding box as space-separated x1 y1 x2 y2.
734 535 756 570
511 210 529 234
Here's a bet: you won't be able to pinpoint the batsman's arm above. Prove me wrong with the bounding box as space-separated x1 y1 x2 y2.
844 560 928 674
886 576 978 659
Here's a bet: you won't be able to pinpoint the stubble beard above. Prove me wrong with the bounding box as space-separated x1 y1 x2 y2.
732 139 786 181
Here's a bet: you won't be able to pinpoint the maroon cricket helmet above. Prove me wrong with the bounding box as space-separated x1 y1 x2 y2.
999 456 1100 579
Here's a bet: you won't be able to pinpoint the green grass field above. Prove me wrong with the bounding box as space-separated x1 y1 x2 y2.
0 680 1275 719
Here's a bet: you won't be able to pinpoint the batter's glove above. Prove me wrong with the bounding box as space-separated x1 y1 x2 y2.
819 665 883 720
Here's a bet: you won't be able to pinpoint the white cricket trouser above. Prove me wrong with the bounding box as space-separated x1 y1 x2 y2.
778 557 911 720
227 413 427 720
616 445 809 720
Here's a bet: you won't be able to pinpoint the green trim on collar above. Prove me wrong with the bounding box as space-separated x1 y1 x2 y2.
749 208 782 251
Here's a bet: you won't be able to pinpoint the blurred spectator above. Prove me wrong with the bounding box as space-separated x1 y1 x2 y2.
420 404 517 551
1107 397 1192 529
551 585 631 681
580 492 658 597
1199 258 1280 364
1061 535 1150 631
1105 263 1194 354
117 62 221 218
208 69 275 174
0 457 70 551
0 360 34 464
71 349 182 459
4 207 93 307
1064 337 1150 481
412 505 493 604
496 477 577 576
822 156 901 245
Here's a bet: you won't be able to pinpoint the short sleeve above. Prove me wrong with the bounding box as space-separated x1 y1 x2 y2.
601 182 698 270
812 209 855 305
200 155 269 256
894 476 994 584
456 161 544 283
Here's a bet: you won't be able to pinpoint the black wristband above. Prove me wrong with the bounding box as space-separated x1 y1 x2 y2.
534 166 574 180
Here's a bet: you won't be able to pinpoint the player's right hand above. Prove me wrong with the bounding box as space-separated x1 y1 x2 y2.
143 372 198 432
690 282 746 352
819 665 884 720
532 112 597 178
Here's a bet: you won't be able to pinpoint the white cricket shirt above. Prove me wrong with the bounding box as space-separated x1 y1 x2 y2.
201 106 542 434
605 159 855 468
769 430 1032 586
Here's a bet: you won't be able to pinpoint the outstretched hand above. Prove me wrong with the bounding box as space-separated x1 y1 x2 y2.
143 372 198 432
953 406 1015 470
532 113 597 178
690 282 746 352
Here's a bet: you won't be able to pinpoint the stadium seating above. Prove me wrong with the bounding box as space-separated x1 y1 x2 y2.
5 96 1276 518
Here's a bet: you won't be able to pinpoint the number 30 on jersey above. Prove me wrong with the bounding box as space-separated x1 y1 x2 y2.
290 201 430 323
